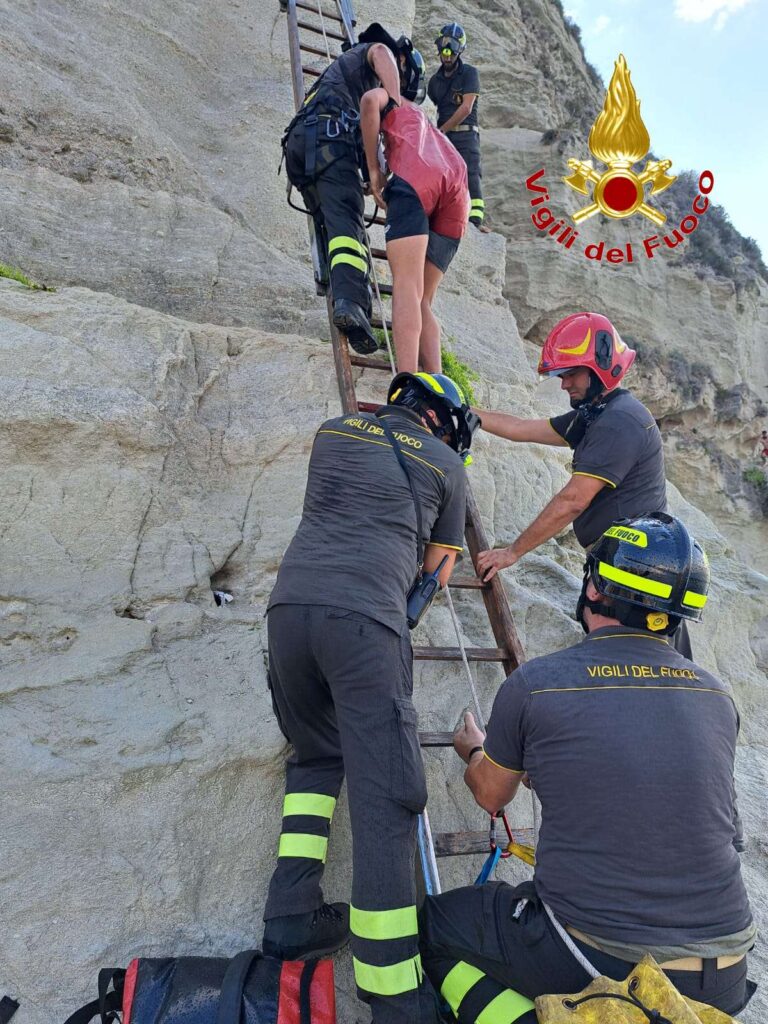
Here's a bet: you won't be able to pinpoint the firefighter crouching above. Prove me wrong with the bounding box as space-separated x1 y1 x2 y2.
419 513 755 1022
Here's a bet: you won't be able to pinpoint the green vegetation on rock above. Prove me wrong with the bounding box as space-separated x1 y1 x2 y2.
0 262 54 291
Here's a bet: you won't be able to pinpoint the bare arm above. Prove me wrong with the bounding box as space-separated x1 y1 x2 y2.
439 94 476 133
477 474 607 581
424 543 458 589
477 408 568 446
360 88 389 206
454 711 522 814
367 43 401 103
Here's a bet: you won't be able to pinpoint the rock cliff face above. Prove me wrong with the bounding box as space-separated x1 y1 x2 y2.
0 1 765 1021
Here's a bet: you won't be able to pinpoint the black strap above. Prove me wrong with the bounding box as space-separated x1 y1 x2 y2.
215 950 261 1024
62 988 122 1024
377 414 424 569
0 998 19 1024
299 960 318 1024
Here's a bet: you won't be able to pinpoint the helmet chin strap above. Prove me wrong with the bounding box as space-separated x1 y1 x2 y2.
572 371 605 410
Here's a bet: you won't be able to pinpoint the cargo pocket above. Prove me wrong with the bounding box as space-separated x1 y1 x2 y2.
389 697 428 813
267 668 291 743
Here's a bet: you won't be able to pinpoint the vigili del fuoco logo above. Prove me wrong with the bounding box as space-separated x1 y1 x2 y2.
524 54 714 264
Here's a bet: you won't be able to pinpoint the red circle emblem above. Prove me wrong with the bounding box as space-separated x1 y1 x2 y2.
602 175 640 213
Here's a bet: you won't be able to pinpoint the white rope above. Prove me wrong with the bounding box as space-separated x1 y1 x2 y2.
363 229 396 374
444 585 484 731
542 903 600 979
314 0 332 61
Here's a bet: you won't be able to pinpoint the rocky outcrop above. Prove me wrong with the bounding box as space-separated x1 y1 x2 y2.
0 1 766 1021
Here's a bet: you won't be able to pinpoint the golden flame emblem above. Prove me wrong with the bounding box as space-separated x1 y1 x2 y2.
564 55 675 225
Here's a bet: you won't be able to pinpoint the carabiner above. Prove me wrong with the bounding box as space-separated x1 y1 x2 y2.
326 119 341 138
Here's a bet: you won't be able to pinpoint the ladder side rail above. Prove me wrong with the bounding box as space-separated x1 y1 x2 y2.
464 486 526 675
335 0 357 43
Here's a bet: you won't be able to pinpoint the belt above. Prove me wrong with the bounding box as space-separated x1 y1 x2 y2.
446 124 479 134
565 925 745 972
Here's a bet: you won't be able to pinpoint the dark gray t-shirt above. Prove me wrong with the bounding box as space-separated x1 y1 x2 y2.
427 59 481 128
268 408 466 635
550 390 667 547
483 627 752 946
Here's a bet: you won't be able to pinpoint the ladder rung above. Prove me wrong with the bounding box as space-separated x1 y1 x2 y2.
350 355 391 370
369 214 387 226
302 65 322 77
413 646 508 663
297 19 346 41
357 401 381 413
419 731 454 747
434 828 537 857
300 42 341 58
375 283 393 296
370 316 392 331
296 1 344 21
369 247 388 260
449 576 488 590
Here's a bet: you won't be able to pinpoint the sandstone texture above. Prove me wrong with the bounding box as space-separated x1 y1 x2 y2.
0 1 766 1022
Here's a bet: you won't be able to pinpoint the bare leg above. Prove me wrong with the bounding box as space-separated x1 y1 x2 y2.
386 234 428 374
419 259 444 374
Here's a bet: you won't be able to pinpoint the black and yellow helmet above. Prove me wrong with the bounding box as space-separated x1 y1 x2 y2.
435 22 467 56
388 371 480 462
579 512 710 633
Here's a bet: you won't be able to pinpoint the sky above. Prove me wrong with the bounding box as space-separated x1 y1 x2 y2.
563 0 768 261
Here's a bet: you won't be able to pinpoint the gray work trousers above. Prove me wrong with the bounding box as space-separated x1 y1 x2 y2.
264 603 437 1024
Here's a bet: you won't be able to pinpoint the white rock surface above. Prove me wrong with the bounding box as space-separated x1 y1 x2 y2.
0 0 766 1021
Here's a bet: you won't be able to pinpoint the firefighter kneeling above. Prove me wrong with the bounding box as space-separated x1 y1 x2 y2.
419 513 756 1023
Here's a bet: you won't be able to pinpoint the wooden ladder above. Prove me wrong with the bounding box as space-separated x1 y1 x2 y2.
281 0 532 894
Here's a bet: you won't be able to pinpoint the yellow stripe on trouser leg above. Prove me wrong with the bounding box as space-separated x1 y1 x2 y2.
352 954 423 996
471 200 485 210
277 833 328 861
330 252 368 274
282 793 337 819
476 989 535 1023
441 962 484 1014
350 904 418 941
328 236 368 257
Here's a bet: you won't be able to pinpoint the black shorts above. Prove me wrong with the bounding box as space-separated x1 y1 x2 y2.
383 175 460 274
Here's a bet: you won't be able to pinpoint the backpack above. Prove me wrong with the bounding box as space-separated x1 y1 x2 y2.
63 951 335 1024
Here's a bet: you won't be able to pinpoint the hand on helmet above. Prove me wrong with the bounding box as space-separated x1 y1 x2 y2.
476 545 519 582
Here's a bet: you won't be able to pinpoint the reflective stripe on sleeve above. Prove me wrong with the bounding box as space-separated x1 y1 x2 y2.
352 954 422 996
350 904 418 941
278 833 328 861
282 793 337 820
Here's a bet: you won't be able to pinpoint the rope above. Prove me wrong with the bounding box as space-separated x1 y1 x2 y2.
444 585 484 729
363 229 396 374
314 0 332 61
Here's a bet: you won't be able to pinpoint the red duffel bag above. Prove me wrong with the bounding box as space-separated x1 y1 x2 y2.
62 951 335 1024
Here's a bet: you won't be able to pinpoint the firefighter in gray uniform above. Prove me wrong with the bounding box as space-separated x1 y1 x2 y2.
262 372 480 1024
476 311 697 658
281 24 423 354
428 23 485 229
420 513 756 1023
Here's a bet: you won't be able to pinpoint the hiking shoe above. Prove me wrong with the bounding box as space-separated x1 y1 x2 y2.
263 902 350 960
332 299 378 354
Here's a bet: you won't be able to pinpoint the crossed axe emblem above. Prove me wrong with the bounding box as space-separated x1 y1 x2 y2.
564 158 676 226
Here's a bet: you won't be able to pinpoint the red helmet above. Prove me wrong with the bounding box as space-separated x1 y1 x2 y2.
537 312 636 392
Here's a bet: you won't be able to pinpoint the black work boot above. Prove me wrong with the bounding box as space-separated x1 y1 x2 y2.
263 902 350 960
332 298 378 355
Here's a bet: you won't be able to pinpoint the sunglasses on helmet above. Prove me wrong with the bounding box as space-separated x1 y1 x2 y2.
437 37 461 55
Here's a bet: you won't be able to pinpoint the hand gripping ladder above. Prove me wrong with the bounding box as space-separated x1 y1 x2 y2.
280 0 537 895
